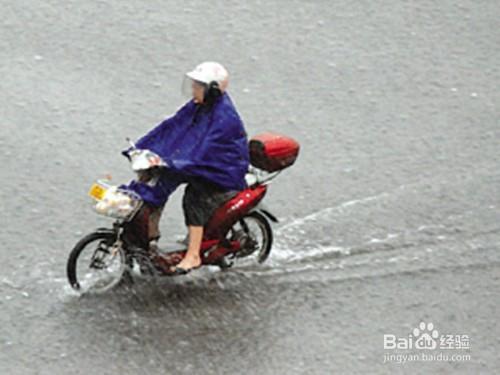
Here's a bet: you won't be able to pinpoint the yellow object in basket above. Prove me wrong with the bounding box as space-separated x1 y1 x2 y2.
88 183 108 201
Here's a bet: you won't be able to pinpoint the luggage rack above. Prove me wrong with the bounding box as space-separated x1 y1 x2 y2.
245 166 282 187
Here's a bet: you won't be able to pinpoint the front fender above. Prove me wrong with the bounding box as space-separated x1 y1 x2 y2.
95 227 118 236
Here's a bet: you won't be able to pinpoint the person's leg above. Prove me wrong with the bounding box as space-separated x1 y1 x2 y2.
174 225 203 269
171 183 204 271
172 179 237 272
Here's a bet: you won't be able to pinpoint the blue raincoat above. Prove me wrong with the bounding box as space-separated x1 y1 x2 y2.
121 93 249 206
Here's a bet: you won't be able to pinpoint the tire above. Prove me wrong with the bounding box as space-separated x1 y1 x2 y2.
233 211 273 264
66 231 125 293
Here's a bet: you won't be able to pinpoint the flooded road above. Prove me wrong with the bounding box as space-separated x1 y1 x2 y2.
1 0 499 373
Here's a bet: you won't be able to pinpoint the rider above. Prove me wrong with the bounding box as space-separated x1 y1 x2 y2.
121 62 249 274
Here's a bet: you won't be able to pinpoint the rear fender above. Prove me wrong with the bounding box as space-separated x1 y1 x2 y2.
252 204 279 223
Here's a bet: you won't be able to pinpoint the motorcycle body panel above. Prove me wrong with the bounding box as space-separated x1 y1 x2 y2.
204 184 268 239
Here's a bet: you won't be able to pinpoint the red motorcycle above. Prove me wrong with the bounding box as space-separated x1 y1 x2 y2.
66 133 299 293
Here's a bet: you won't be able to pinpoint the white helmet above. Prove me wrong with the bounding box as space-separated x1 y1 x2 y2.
185 61 229 91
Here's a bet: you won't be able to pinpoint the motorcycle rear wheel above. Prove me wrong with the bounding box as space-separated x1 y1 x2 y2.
228 211 273 265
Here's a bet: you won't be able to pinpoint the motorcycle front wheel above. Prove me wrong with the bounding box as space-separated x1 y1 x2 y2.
66 231 126 294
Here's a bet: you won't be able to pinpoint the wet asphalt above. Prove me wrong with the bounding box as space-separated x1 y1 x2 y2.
0 0 499 374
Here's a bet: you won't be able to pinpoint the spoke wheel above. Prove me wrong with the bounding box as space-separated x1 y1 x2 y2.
227 211 273 266
67 231 126 294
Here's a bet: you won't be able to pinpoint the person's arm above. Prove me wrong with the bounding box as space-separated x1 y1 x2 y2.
121 101 193 158
121 115 177 159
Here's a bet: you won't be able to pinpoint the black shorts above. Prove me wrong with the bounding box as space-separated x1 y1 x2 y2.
182 178 238 227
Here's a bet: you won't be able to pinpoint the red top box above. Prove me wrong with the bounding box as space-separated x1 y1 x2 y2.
249 132 300 172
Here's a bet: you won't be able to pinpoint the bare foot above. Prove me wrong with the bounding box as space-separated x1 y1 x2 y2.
171 255 202 272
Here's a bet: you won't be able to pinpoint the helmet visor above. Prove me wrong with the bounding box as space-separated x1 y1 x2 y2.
181 76 207 100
